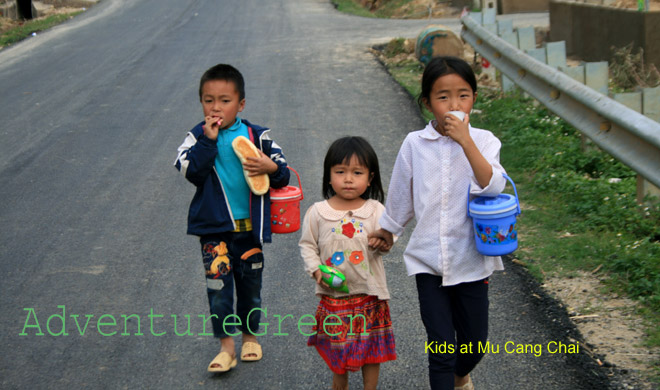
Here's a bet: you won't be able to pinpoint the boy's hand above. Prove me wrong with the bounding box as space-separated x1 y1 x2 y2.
368 228 394 249
243 150 278 176
313 269 330 289
443 113 471 147
203 116 223 141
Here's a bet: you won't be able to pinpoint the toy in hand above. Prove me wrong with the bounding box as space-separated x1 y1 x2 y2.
319 264 349 293
210 242 231 277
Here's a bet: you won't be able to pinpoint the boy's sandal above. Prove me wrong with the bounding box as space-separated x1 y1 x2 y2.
240 341 263 362
207 351 237 373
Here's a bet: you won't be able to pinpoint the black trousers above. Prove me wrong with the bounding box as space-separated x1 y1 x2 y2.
415 273 489 390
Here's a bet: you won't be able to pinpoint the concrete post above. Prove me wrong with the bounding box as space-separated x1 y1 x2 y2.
642 87 660 123
546 41 567 69
517 27 536 51
584 62 608 96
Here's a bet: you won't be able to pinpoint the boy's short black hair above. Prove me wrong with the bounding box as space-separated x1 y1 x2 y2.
322 136 384 203
199 64 245 101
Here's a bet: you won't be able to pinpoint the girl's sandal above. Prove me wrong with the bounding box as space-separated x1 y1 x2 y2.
240 341 263 362
207 351 237 373
454 375 474 390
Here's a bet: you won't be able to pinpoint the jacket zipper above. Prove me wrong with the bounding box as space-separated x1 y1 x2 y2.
213 166 237 231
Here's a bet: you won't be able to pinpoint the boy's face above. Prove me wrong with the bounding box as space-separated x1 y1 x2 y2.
200 79 245 129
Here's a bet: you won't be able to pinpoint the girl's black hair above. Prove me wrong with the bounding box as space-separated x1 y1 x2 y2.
322 136 384 203
199 64 245 101
417 56 477 109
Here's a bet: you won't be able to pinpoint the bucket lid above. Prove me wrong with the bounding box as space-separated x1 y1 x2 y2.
469 194 518 216
270 185 302 200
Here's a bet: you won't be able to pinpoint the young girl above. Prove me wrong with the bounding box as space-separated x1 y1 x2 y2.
370 56 508 390
299 136 396 390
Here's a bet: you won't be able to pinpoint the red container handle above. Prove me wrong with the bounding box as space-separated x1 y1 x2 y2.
287 166 303 200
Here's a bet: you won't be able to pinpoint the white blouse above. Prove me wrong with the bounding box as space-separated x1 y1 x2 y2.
379 121 507 286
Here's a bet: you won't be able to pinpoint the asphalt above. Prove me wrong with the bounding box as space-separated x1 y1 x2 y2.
0 0 621 388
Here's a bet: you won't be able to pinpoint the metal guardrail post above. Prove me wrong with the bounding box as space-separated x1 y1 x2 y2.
460 14 660 192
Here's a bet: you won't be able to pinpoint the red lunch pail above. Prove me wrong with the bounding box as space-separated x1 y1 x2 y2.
269 167 303 234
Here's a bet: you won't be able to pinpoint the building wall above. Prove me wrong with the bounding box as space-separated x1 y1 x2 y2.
549 0 660 69
499 0 550 13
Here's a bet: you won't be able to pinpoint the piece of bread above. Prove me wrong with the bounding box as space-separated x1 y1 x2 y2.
231 135 270 195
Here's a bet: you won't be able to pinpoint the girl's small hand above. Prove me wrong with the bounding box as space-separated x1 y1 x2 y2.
243 150 278 176
368 228 394 248
443 112 471 146
313 269 330 288
203 116 222 141
369 237 391 252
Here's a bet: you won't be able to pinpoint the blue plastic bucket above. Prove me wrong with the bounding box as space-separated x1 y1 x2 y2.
468 174 520 256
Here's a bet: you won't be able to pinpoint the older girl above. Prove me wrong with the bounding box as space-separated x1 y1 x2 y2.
371 56 508 390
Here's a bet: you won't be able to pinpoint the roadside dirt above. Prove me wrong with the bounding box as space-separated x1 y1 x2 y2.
505 257 658 390
387 0 462 18
0 16 14 33
358 0 463 18
544 272 659 389
611 0 660 11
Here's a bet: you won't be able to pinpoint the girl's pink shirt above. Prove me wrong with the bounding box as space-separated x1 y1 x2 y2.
299 199 391 300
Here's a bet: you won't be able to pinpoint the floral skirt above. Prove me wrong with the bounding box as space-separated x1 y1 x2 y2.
308 294 396 374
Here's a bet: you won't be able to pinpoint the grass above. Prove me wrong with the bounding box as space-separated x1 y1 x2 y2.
0 11 83 49
331 0 442 18
485 91 660 341
471 91 660 352
331 0 379 18
377 39 660 357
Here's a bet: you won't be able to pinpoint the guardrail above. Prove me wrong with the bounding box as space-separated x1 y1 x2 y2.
460 14 660 190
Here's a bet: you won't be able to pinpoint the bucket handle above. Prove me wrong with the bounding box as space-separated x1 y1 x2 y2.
286 166 304 200
467 173 520 215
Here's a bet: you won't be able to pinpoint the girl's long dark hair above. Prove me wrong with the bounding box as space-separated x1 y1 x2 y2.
322 136 384 202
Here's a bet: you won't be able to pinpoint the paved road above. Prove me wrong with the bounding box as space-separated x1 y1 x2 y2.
0 0 609 388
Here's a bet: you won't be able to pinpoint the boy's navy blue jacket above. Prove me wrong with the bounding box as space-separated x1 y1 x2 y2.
174 119 289 243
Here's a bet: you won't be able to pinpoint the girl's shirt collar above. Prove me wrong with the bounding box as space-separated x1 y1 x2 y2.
317 199 377 221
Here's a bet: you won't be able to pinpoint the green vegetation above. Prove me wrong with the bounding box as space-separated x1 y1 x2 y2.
331 0 439 18
331 0 379 18
474 91 660 357
0 11 83 48
366 0 422 17
379 41 660 353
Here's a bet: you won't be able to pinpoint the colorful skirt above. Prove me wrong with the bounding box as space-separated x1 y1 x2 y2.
308 294 396 374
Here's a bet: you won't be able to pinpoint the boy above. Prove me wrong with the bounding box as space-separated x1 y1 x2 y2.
174 64 290 372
